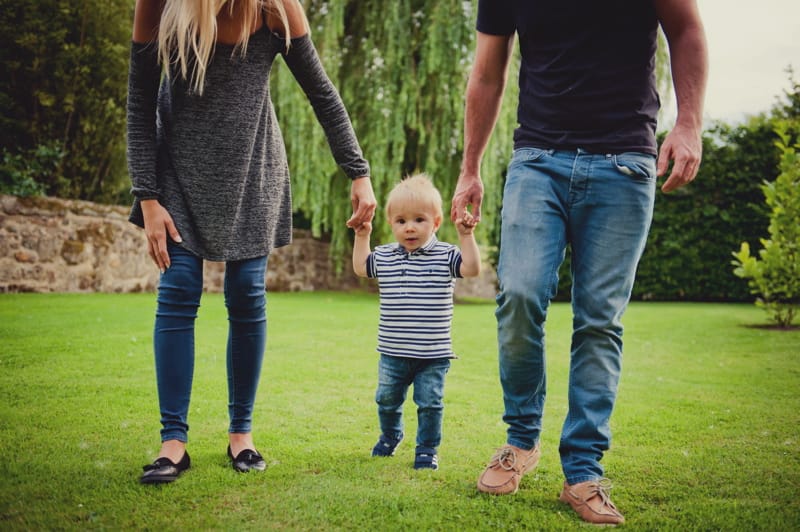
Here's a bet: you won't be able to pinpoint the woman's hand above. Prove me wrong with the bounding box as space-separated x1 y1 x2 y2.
346 176 377 231
140 199 182 272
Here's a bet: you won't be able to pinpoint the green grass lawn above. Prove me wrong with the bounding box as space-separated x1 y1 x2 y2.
0 292 798 530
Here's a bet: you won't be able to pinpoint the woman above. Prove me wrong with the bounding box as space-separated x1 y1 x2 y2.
128 0 376 484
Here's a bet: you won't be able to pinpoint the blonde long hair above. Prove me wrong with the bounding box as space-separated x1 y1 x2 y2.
158 0 291 94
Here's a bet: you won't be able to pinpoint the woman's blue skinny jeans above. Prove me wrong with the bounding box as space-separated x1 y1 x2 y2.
153 242 267 442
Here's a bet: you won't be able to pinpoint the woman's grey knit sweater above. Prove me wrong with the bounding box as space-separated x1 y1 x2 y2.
126 29 370 261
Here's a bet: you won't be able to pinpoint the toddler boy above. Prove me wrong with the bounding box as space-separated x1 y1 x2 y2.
352 173 481 469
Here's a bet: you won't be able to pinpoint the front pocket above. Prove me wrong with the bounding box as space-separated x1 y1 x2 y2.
511 147 550 164
612 153 656 181
508 147 551 176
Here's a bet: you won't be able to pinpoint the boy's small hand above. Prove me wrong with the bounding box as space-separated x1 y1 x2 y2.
352 220 372 237
455 211 477 235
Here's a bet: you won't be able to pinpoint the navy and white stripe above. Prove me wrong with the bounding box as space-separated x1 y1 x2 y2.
367 236 463 359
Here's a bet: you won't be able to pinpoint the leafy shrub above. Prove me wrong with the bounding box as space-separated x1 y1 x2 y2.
0 143 63 197
732 127 800 326
0 0 131 203
633 123 778 301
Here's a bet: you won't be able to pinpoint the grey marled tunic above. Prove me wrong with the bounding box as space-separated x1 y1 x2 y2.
126 28 370 261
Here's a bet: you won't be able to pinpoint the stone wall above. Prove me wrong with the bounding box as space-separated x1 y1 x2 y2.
0 195 497 298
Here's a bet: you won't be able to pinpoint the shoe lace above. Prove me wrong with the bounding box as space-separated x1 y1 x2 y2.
587 478 617 509
491 447 518 471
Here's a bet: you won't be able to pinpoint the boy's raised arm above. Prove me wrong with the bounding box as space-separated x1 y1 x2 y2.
352 222 372 278
456 214 481 278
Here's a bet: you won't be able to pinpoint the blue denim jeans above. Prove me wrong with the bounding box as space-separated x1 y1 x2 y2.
154 242 268 442
496 147 656 484
375 354 451 450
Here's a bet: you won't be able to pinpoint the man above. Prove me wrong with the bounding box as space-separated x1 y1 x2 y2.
450 0 707 525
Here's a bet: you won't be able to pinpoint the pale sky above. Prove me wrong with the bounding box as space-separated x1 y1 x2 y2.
695 0 800 124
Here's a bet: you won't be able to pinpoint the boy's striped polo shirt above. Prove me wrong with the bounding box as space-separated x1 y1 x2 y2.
366 236 464 359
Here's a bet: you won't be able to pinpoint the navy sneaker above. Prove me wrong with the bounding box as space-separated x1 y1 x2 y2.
414 447 439 470
371 433 403 457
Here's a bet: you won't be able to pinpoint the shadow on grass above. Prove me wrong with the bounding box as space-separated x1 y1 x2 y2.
741 323 800 331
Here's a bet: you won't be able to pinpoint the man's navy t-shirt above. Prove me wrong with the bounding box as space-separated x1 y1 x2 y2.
477 0 661 155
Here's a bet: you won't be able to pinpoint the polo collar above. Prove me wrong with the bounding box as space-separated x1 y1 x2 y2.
392 235 439 256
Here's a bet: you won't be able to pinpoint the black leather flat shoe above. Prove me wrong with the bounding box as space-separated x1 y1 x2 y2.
227 445 266 472
140 451 191 484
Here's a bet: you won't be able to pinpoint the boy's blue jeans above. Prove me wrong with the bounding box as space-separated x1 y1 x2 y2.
375 354 451 450
154 242 268 442
496 147 656 485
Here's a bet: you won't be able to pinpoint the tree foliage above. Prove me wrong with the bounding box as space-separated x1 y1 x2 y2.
2 0 795 308
632 76 800 302
0 0 132 202
272 0 518 259
732 126 800 326
632 123 776 301
0 143 61 197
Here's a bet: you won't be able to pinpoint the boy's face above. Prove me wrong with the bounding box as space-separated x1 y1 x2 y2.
388 203 442 253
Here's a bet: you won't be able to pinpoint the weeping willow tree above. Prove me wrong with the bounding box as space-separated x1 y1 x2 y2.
271 0 518 263
272 1 672 266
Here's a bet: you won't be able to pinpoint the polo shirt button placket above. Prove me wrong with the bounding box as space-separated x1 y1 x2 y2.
402 253 408 295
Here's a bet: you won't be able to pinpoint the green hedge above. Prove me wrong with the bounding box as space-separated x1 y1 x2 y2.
547 118 795 302
633 123 779 301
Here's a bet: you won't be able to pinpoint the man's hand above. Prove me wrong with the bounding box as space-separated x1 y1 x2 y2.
657 123 703 193
451 172 484 224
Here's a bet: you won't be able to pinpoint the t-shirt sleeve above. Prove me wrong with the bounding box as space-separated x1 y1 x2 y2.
476 0 516 36
366 252 377 278
449 247 464 279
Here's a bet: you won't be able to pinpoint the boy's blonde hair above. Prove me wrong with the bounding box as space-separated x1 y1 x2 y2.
385 173 443 220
